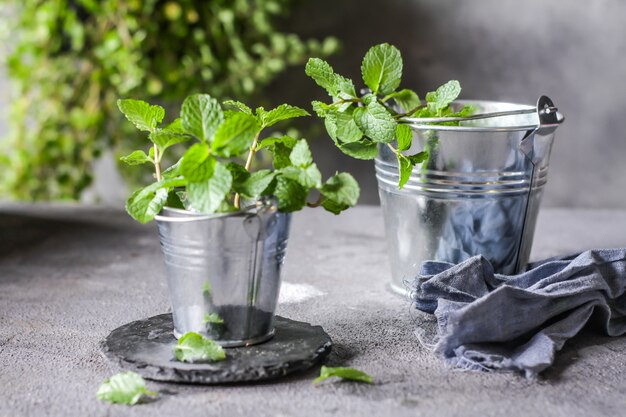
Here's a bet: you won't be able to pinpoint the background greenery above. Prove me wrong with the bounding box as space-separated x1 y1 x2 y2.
0 0 338 201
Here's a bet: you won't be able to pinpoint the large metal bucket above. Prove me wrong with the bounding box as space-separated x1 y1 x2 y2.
155 198 291 347
375 98 564 295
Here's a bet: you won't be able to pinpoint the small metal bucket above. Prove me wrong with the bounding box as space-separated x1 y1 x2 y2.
375 97 564 295
155 198 291 347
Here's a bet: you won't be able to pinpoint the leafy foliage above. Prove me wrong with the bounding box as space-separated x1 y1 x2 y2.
306 43 473 189
119 94 360 223
96 372 156 405
0 0 340 200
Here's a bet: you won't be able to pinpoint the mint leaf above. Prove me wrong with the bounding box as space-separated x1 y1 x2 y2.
311 100 332 117
125 178 184 223
260 104 309 128
305 58 356 98
327 110 363 144
96 371 157 405
387 89 420 113
181 94 224 142
273 176 308 212
223 100 252 115
321 198 349 215
203 313 224 325
353 101 397 143
338 140 379 160
397 154 413 189
425 80 461 113
180 143 215 182
320 173 359 207
408 151 428 165
173 332 226 363
257 136 298 169
312 366 373 384
289 139 313 167
187 161 232 213
161 158 182 179
117 99 164 132
397 151 428 189
227 162 250 187
212 112 259 158
120 150 152 166
239 170 276 198
279 164 322 189
361 43 403 95
396 124 412 152
166 190 185 209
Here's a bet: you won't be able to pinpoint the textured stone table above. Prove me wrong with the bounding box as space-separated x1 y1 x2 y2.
1 204 625 417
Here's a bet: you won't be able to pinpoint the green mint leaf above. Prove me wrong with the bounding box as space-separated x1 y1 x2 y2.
320 172 360 207
150 129 190 152
273 176 308 212
173 332 226 363
397 151 428 189
353 101 397 143
361 43 403 95
203 313 224 325
212 112 259 158
279 164 322 189
181 94 224 142
187 161 232 213
180 143 215 182
260 104 310 128
166 190 185 209
125 178 185 224
163 118 185 134
311 100 332 117
239 170 276 198
408 151 428 165
425 80 461 113
327 110 363 144
397 154 413 189
120 150 152 166
312 366 373 385
227 162 250 188
223 100 252 115
450 104 475 118
96 371 157 405
321 198 350 215
117 99 164 132
387 89 421 113
161 158 182 179
338 140 379 160
257 136 298 169
289 139 313 167
305 58 356 98
396 124 413 152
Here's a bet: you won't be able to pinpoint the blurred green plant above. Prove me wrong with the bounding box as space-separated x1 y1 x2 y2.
0 0 338 200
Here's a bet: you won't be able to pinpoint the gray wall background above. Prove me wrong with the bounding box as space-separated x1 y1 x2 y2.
1 0 625 208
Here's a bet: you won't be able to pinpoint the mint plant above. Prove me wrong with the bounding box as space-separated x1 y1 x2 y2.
306 43 473 189
117 95 360 223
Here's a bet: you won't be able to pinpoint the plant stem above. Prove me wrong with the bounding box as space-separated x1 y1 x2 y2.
394 104 427 119
386 143 398 155
153 144 162 181
234 130 262 209
306 194 323 208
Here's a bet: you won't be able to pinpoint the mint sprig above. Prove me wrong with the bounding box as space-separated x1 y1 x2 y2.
96 371 157 405
306 43 473 189
118 95 360 223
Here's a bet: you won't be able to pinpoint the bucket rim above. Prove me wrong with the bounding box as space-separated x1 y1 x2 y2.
402 99 564 132
155 205 256 223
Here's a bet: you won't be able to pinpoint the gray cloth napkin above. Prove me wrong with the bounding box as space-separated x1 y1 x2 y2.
411 249 626 378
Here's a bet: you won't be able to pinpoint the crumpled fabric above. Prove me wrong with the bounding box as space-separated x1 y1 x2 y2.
411 249 626 378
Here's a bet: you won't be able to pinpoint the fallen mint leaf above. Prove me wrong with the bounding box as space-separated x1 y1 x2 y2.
96 371 157 405
173 332 226 363
312 366 373 384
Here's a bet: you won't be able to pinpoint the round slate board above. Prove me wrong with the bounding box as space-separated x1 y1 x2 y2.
100 313 332 384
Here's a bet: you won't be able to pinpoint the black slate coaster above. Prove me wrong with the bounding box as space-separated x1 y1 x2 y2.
100 313 332 384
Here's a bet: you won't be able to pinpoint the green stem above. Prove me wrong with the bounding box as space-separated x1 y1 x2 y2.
234 130 262 209
153 144 162 181
394 104 427 120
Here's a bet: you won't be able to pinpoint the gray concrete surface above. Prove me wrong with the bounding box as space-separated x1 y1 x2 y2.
1 205 625 417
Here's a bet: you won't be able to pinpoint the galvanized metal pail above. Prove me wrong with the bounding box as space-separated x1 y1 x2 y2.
375 97 564 295
155 198 291 347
